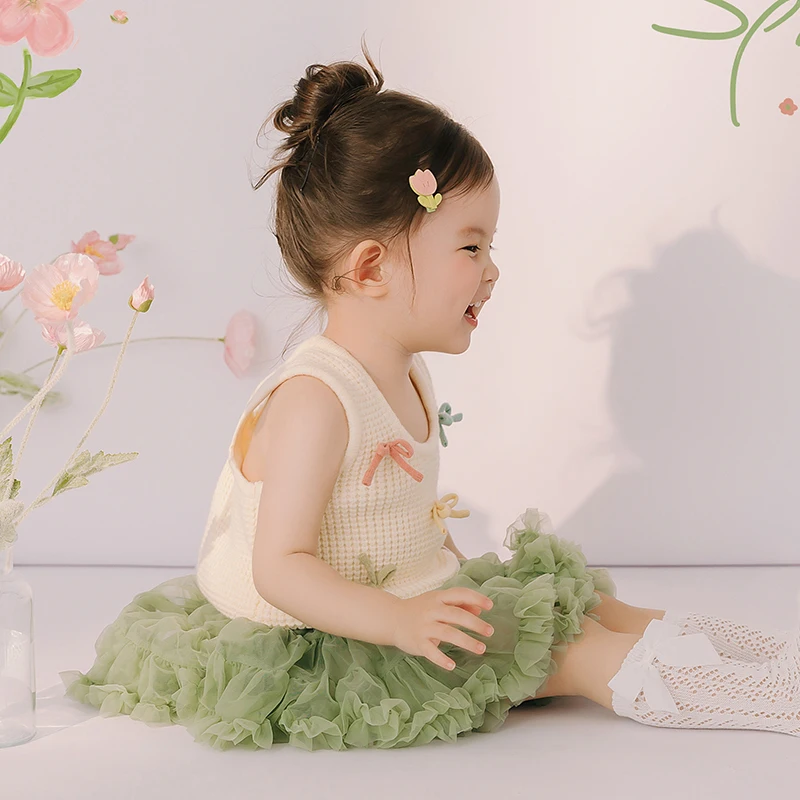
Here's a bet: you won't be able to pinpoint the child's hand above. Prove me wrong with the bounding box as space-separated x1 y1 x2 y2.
390 588 494 671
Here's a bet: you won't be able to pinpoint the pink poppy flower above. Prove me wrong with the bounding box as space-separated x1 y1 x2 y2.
223 310 256 378
40 317 105 352
0 254 25 291
779 98 798 116
71 230 123 276
110 9 128 24
20 252 99 324
0 0 85 58
110 233 135 251
128 275 154 313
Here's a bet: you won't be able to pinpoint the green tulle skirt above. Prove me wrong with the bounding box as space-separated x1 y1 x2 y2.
60 508 617 751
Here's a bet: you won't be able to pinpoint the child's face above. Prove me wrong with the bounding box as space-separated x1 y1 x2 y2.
403 174 501 353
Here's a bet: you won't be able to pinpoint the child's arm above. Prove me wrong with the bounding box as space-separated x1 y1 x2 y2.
249 375 404 646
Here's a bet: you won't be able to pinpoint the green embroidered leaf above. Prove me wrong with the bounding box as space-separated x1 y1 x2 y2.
51 449 138 498
375 564 397 586
358 552 396 587
358 552 377 585
24 68 81 99
108 234 119 244
0 73 18 107
0 371 63 405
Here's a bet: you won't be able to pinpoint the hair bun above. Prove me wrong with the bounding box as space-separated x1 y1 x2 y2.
274 55 384 144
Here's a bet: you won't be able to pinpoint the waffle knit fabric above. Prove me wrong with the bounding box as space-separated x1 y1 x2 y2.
196 333 463 627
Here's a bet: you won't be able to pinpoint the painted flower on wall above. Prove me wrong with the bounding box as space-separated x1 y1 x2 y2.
223 310 257 378
653 1 800 127
0 0 85 57
0 0 95 145
779 97 798 115
109 9 128 24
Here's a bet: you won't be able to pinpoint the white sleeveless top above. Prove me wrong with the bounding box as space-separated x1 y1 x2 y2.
195 333 467 628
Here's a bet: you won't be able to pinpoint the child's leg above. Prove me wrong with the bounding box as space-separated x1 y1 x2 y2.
547 615 800 736
533 616 642 707
591 591 665 636
594 591 789 663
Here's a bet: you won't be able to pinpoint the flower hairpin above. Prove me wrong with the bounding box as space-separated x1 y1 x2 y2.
409 168 442 213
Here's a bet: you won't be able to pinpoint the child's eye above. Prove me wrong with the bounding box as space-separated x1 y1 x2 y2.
464 245 497 254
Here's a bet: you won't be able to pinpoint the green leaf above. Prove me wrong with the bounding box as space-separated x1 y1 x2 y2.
0 437 21 502
108 234 119 245
0 436 13 480
0 371 64 406
0 73 18 108
51 448 138 498
24 68 81 100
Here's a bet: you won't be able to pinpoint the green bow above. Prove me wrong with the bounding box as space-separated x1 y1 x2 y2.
437 402 463 447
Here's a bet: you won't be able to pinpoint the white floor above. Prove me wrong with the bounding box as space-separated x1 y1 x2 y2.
2 565 799 800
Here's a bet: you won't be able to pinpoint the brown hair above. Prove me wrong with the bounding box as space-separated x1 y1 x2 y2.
251 34 494 355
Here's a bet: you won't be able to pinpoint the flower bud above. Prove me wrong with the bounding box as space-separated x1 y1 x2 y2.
129 275 154 313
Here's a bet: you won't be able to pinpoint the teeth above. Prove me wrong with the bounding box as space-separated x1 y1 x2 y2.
470 300 483 310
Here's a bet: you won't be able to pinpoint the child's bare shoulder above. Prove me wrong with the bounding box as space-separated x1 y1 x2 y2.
241 374 349 484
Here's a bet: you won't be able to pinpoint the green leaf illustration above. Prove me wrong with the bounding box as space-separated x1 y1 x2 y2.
0 371 63 406
0 73 18 108
24 68 81 100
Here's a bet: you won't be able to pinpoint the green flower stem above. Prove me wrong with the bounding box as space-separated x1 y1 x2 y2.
21 334 225 374
0 48 32 145
0 337 75 443
1 324 73 503
19 309 137 523
0 286 24 315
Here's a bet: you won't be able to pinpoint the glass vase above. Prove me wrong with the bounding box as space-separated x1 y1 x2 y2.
0 543 36 747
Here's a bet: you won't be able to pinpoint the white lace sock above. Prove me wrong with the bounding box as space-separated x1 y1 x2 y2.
607 618 800 736
661 609 788 663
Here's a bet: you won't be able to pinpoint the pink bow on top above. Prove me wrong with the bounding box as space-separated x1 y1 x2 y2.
362 439 424 486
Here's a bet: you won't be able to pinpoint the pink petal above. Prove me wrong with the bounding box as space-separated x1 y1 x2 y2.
48 0 86 10
223 310 256 378
26 3 74 57
95 255 123 276
0 254 25 291
71 231 102 252
0 1 33 45
41 317 105 352
21 263 69 323
76 238 122 275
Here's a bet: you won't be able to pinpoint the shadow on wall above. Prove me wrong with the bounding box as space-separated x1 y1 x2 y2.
555 218 800 565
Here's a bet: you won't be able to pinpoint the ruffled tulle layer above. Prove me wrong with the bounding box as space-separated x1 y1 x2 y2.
60 508 617 751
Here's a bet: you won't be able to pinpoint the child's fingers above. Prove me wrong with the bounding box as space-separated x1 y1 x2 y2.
454 602 491 618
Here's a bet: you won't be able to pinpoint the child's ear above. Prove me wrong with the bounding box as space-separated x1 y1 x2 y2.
348 240 391 296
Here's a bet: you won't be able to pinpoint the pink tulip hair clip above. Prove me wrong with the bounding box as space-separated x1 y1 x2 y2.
409 168 442 213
